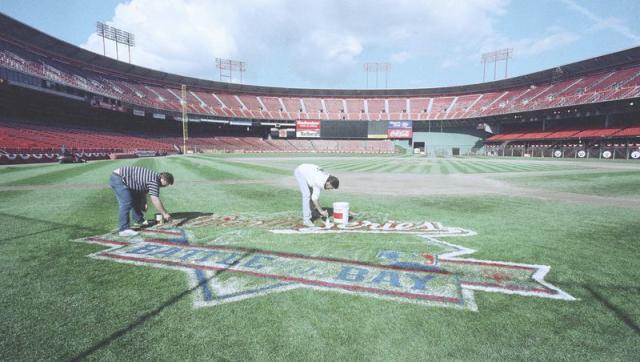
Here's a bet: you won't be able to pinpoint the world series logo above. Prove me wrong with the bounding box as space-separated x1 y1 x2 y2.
77 214 575 311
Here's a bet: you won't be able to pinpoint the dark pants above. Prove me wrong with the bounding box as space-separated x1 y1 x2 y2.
110 173 146 231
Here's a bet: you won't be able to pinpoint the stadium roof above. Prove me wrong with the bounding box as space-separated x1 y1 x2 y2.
2 12 640 97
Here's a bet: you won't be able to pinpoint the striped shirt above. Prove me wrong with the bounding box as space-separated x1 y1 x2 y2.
116 166 161 197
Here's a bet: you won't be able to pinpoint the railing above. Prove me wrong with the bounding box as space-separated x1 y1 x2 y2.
483 145 640 160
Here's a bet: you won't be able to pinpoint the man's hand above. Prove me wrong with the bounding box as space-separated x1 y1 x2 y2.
162 212 171 222
143 203 148 212
319 209 329 218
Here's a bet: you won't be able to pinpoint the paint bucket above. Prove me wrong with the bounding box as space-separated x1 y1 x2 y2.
333 202 349 225
155 213 164 225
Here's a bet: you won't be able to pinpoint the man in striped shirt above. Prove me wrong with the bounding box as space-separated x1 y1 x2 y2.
109 166 174 236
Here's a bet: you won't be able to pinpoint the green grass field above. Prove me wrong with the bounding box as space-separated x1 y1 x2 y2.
1 154 639 361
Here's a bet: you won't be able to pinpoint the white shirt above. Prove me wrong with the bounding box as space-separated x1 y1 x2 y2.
296 163 330 201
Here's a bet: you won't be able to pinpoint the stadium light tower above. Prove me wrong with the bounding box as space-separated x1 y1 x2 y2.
364 62 391 89
481 48 513 82
96 22 135 63
215 58 246 84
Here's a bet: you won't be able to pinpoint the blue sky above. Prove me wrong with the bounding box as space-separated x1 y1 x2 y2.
1 0 639 90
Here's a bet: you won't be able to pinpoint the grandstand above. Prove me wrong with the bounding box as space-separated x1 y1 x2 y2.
1 13 640 163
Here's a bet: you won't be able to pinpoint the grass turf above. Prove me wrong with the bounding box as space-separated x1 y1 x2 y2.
0 155 639 360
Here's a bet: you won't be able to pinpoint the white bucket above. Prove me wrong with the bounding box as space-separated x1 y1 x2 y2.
333 202 350 225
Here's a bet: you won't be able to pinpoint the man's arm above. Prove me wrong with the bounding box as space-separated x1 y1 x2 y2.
149 195 171 220
311 188 328 217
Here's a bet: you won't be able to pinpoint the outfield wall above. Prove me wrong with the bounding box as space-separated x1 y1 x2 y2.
412 131 484 156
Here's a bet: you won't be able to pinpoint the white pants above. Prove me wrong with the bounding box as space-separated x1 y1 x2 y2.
294 168 312 222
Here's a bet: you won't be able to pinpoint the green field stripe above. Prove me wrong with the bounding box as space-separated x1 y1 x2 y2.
490 162 529 172
154 157 209 182
475 161 511 172
371 162 396 173
402 162 420 173
353 161 388 173
214 159 290 176
208 157 290 177
374 162 400 173
506 161 542 171
354 161 389 172
324 160 363 171
471 161 504 173
519 164 549 172
446 161 468 174
418 162 433 174
3 160 114 186
437 160 452 175
463 160 498 173
407 163 428 173
336 160 368 169
340 161 376 172
388 163 410 173
385 163 408 173
171 156 257 180
457 160 487 173
0 162 90 185
504 162 544 172
0 163 59 175
457 160 485 173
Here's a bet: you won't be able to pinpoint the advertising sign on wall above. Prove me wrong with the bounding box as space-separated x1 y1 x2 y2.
296 120 321 138
387 120 413 139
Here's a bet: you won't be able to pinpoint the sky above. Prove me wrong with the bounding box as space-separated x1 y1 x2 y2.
1 0 639 90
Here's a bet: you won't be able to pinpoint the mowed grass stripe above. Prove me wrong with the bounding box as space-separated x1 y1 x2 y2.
329 161 364 171
508 162 543 172
2 160 113 186
194 156 290 176
171 156 257 180
154 157 210 182
492 162 531 172
437 160 452 175
446 160 469 174
340 161 376 172
0 162 60 175
351 161 388 173
457 160 489 173
385 163 409 173
0 161 105 185
392 163 409 173
323 161 363 171
468 161 509 172
472 160 503 173
419 162 433 174
403 162 424 173
189 155 288 179
374 161 401 173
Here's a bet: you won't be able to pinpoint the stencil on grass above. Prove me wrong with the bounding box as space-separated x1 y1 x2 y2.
76 214 575 311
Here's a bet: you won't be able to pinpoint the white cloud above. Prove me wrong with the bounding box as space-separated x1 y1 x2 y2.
81 0 513 87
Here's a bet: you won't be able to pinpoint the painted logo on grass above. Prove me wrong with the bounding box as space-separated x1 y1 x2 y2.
77 214 575 311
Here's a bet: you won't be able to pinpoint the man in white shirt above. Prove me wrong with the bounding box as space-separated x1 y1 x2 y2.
294 163 339 227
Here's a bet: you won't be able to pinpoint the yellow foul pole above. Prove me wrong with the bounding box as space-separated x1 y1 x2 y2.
181 84 188 153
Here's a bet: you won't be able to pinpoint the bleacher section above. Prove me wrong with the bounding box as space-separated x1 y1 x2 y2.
2 35 640 123
0 119 174 153
486 126 640 142
0 117 396 164
191 138 395 154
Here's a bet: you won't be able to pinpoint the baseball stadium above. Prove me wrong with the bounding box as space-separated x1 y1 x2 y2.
1 3 639 361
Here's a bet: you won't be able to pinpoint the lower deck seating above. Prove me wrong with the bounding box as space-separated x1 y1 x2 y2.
486 126 640 142
0 120 397 164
